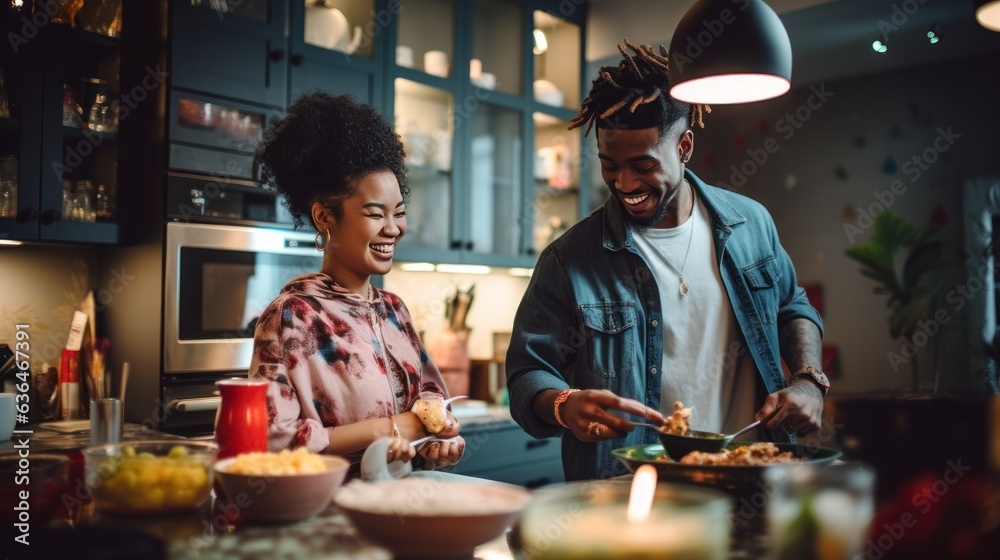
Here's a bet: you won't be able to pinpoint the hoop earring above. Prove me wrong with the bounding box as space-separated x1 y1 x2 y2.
315 229 330 252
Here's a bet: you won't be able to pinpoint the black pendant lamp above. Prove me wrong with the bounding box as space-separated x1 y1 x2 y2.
976 0 1000 31
668 0 792 104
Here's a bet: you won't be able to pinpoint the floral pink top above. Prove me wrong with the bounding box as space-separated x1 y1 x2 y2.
248 273 449 460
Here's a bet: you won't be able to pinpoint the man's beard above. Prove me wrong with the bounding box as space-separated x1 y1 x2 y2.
621 185 678 232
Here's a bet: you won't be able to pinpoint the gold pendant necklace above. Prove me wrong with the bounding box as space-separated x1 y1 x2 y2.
643 191 696 297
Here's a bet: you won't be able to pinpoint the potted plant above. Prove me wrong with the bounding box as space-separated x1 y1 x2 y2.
844 210 946 392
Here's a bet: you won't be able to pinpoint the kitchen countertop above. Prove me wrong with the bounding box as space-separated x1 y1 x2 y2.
8 414 771 559
1 421 185 455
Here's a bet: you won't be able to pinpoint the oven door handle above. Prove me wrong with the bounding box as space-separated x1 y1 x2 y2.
168 397 222 413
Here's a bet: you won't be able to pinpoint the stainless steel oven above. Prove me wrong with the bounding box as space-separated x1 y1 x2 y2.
161 222 322 434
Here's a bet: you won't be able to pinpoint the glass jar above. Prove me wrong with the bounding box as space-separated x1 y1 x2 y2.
0 155 17 219
764 463 875 560
518 480 731 559
61 180 75 221
73 180 96 222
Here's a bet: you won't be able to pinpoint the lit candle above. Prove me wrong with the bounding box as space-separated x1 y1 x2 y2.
520 474 731 559
626 464 657 523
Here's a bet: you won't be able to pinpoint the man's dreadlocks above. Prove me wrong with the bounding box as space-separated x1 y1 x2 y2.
569 39 709 138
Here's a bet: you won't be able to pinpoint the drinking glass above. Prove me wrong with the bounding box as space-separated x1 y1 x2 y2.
764 463 875 560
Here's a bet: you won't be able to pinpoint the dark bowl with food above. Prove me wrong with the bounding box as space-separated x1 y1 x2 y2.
658 430 727 461
0 454 71 534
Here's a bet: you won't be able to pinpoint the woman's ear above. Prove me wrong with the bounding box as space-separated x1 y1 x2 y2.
311 201 331 232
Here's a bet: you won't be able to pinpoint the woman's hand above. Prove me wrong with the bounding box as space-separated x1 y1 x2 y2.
417 436 465 468
435 411 460 439
386 436 417 464
561 389 665 442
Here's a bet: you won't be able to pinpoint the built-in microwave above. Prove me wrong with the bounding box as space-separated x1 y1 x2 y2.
161 222 322 434
164 221 322 374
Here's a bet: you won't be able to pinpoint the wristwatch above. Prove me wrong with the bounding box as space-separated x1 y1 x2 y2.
791 366 830 397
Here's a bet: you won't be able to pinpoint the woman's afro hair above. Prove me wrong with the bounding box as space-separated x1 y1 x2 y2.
255 92 408 228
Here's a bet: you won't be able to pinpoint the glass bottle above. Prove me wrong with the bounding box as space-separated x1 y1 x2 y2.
0 67 10 119
88 93 109 132
74 180 95 222
95 184 112 222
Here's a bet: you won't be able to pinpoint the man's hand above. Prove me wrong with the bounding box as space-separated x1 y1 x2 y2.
756 379 824 435
561 389 664 442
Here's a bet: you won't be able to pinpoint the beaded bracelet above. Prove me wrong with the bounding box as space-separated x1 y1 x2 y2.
553 389 580 429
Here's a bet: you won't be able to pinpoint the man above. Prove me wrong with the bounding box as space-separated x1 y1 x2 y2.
506 40 827 481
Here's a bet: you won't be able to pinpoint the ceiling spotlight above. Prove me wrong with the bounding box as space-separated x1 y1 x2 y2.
976 0 1000 32
927 23 941 44
871 40 888 54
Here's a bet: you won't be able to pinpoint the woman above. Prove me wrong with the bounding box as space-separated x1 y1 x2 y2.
249 92 464 472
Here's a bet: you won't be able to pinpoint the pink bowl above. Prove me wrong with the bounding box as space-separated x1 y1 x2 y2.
214 455 350 523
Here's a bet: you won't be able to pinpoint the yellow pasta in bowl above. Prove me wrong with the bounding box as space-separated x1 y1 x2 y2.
226 448 328 476
214 449 349 523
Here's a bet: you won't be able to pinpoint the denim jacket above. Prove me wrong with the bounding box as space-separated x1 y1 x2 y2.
506 170 823 481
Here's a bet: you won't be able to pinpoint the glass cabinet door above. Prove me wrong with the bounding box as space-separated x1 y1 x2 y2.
302 0 375 58
533 113 580 254
397 0 455 77
472 0 523 95
394 79 454 253
533 11 581 110
0 47 26 224
468 104 523 258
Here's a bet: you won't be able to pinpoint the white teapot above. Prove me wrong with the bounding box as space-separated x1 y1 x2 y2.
305 1 363 55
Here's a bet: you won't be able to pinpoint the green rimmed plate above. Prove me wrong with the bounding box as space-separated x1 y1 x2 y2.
611 442 842 492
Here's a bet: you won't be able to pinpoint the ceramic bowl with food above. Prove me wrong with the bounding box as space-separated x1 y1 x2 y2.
334 476 531 558
0 454 70 534
83 440 217 515
658 429 729 461
213 449 350 523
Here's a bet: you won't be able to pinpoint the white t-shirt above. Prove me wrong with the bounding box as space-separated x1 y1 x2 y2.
631 191 758 437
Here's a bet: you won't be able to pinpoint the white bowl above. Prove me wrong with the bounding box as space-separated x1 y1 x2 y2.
334 477 531 558
214 454 350 523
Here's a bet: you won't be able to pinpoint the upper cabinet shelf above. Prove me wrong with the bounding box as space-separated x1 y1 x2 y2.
163 0 589 267
0 4 123 244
